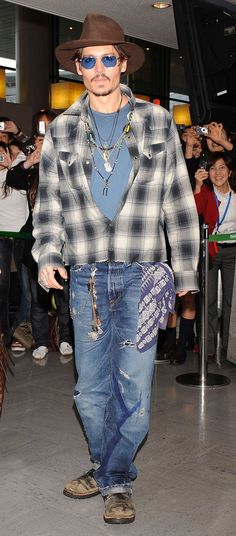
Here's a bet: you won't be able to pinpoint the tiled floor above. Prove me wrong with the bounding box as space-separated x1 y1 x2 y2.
1 349 236 536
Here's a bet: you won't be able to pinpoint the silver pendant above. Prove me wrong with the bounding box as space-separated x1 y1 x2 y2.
104 160 112 172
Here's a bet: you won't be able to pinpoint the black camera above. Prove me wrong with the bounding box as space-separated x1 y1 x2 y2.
199 160 207 170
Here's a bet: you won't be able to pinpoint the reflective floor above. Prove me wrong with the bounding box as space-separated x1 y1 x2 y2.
1 349 236 536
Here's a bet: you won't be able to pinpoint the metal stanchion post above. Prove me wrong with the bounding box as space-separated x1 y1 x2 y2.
199 223 209 383
176 223 230 388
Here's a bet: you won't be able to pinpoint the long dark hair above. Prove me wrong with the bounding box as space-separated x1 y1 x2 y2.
28 164 39 210
0 141 11 198
205 151 236 192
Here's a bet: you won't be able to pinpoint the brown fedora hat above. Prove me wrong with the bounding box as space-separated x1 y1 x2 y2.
55 12 145 75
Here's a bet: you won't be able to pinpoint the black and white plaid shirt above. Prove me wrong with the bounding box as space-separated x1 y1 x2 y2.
32 85 199 291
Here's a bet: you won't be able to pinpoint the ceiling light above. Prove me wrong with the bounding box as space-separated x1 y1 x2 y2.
152 2 171 8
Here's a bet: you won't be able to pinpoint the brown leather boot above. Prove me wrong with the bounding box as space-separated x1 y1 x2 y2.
63 469 100 499
103 493 135 524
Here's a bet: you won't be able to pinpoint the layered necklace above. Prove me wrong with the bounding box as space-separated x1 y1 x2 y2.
89 94 123 172
85 98 133 196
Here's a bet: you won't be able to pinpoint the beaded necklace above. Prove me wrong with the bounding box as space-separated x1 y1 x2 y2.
85 108 133 196
89 94 123 172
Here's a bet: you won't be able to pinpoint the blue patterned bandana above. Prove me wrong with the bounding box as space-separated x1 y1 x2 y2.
136 263 176 353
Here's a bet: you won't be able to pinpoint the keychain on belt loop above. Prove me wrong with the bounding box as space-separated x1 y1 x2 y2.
87 270 103 341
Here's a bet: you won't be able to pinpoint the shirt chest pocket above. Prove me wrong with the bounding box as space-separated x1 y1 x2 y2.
142 142 165 160
140 142 166 181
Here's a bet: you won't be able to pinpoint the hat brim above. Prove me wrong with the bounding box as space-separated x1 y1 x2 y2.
55 39 145 75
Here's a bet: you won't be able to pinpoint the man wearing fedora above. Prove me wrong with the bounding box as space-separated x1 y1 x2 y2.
32 12 199 525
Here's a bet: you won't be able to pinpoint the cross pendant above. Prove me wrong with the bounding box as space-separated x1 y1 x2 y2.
103 179 109 196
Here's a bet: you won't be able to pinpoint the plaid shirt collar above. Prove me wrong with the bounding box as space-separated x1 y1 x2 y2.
62 84 136 120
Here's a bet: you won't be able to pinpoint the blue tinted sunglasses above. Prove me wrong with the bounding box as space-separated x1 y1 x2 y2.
79 54 120 69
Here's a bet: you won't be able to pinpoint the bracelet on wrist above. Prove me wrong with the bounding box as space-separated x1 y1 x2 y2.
15 126 22 136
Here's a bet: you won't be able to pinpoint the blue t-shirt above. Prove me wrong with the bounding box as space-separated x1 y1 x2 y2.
89 103 132 220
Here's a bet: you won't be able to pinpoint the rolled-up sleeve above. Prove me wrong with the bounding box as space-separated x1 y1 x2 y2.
32 129 65 274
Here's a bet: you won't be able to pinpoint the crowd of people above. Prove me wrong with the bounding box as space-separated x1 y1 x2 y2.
157 120 236 364
0 111 73 361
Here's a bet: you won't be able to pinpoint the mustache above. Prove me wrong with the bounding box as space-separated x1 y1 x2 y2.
91 74 110 82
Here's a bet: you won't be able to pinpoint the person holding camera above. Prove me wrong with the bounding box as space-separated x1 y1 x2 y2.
0 116 28 146
181 125 203 161
204 122 235 156
194 151 236 360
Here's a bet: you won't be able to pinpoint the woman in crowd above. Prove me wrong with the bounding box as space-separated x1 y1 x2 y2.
168 121 236 364
0 116 29 146
158 125 201 365
0 141 28 345
6 110 73 360
194 152 236 359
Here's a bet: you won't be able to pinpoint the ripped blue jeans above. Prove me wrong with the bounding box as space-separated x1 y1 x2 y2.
70 262 157 496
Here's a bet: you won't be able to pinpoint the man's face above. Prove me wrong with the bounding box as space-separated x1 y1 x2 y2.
76 45 127 97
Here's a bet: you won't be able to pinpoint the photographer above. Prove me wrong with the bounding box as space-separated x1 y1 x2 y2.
0 116 29 146
204 122 235 155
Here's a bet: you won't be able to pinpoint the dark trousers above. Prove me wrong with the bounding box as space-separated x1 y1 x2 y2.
0 239 13 343
13 239 31 327
30 269 72 348
208 246 236 354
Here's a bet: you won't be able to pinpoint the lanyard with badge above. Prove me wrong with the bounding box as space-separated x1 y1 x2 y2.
214 190 232 233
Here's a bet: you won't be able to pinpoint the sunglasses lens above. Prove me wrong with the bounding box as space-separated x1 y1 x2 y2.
102 55 118 67
80 55 118 69
80 57 96 69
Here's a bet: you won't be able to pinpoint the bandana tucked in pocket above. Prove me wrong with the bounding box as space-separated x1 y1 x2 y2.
136 263 175 353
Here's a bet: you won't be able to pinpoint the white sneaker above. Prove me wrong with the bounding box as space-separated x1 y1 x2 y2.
32 346 48 360
59 342 73 356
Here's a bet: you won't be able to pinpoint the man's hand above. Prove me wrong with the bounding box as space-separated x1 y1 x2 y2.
39 266 68 290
